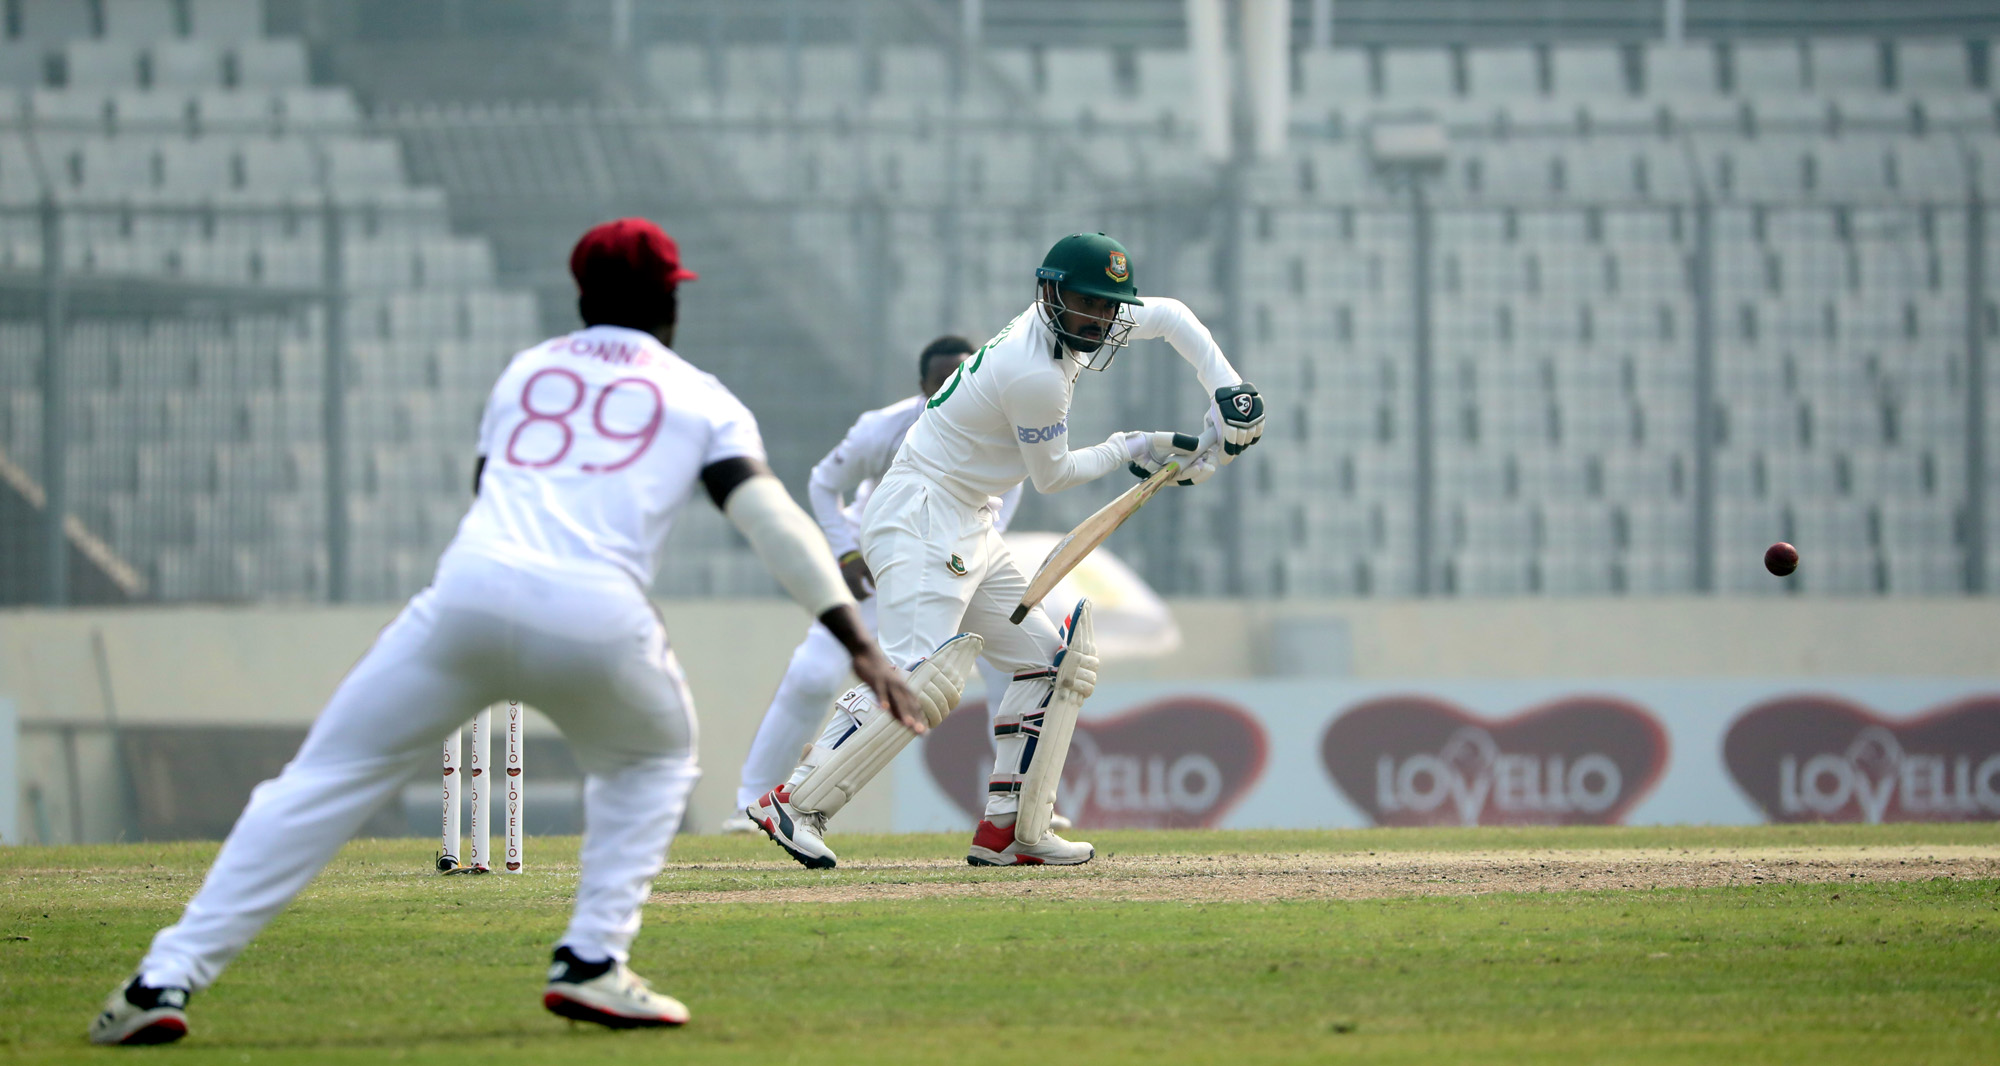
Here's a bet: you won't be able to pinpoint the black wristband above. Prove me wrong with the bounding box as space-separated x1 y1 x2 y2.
817 602 873 657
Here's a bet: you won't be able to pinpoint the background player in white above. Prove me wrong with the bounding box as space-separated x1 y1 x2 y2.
722 336 1027 831
86 219 929 1046
748 232 1264 868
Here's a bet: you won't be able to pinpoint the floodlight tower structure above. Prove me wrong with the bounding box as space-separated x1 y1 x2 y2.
1187 0 1290 164
1368 121 1448 596
1188 0 1289 594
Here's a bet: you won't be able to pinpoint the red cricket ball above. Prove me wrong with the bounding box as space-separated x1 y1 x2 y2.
1764 541 1799 577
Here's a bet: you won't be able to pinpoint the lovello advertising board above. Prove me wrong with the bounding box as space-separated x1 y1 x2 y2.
889 679 2000 831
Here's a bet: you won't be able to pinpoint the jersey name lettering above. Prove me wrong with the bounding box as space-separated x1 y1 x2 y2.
560 336 658 368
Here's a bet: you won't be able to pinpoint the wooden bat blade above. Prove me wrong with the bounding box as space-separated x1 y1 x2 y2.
1009 458 1181 625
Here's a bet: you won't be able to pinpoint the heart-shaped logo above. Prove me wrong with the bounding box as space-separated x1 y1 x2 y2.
1723 694 2000 823
922 696 1268 828
1321 695 1669 826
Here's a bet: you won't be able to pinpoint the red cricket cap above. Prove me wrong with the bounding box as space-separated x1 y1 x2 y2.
569 218 698 297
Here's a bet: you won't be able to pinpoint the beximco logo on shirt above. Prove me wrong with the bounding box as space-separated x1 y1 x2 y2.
1016 422 1067 444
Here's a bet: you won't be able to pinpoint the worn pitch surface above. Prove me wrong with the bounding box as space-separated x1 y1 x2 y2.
658 843 2000 904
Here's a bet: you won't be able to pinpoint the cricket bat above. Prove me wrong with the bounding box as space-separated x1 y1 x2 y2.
1009 427 1215 625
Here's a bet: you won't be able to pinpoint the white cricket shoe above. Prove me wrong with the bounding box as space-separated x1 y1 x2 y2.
88 976 190 1046
966 819 1094 866
1049 812 1074 831
746 785 837 869
543 946 689 1029
716 814 759 834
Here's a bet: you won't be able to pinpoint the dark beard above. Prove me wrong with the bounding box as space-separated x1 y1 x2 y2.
1056 325 1105 354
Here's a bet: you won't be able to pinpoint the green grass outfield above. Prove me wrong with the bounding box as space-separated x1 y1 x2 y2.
2 825 1996 1064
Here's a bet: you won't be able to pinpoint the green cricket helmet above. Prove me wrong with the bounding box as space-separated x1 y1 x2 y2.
1035 232 1142 370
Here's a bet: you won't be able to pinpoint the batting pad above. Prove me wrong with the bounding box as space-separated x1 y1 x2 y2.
1016 600 1097 845
791 632 984 819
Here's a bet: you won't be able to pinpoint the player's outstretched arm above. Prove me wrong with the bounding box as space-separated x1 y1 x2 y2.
703 457 922 730
1128 297 1265 461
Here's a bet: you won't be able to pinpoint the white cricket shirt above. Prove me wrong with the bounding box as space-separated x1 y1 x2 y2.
445 325 766 584
894 297 1243 505
809 394 1020 557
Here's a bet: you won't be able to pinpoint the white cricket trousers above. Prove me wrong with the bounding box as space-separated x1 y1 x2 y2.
785 467 1066 819
735 597 1012 811
137 550 700 992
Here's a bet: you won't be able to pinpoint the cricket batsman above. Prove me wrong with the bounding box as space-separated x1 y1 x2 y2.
747 232 1264 868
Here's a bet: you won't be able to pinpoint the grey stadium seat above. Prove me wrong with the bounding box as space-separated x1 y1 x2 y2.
111 89 185 132
189 0 264 41
797 45 861 101
321 139 405 188
1299 49 1371 102
104 0 176 41
151 40 226 89
233 40 309 89
1731 40 1806 96
646 44 708 100
1383 47 1455 100
18 0 93 42
1136 49 1192 118
64 42 142 88
1807 38 1884 93
1892 39 1971 94
1643 43 1721 96
1466 46 1540 99
1041 48 1119 120
1551 44 1625 98
879 46 950 100
0 45 42 89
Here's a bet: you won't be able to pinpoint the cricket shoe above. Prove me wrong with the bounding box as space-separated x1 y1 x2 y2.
1049 812 1074 831
716 814 759 834
966 819 1095 866
543 946 689 1029
746 785 837 869
88 976 190 1046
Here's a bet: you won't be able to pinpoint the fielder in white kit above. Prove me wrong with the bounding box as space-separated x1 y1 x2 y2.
724 335 1024 829
747 232 1264 868
86 219 938 1045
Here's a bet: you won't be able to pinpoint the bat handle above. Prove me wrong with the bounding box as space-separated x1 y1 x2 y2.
1009 603 1030 625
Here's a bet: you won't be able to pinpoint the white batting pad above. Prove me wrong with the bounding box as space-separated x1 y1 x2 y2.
1016 600 1097 845
791 632 984 819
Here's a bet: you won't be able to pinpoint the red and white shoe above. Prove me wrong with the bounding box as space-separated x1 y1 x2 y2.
966 819 1094 866
543 947 689 1029
746 785 837 869
87 976 189 1045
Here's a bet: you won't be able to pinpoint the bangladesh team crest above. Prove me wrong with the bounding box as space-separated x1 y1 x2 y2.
1105 250 1129 283
947 553 969 576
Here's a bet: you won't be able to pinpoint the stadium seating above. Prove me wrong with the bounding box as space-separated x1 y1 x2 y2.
13 22 1997 603
639 32 1997 598
0 10 553 605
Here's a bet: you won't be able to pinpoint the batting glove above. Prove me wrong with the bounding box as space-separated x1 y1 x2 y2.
1119 430 1201 480
1207 382 1265 463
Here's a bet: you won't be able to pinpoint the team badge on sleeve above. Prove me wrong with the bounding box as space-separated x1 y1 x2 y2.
1105 251 1129 283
